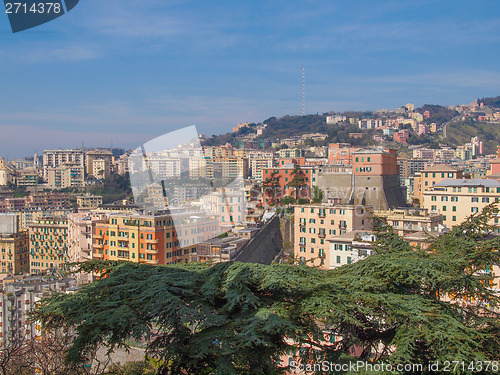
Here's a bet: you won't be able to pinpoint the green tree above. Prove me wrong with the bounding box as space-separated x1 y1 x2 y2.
34 206 500 374
262 171 280 205
311 186 323 203
288 165 307 202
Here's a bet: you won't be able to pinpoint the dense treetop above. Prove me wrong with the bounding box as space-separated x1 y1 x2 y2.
34 206 500 374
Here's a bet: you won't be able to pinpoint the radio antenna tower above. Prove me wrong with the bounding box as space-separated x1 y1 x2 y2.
302 66 305 115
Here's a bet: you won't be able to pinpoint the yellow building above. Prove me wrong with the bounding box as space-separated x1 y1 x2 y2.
29 217 69 274
76 193 103 209
423 179 500 228
294 204 373 268
414 164 462 206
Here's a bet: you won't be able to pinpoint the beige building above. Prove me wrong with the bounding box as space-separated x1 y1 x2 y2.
375 207 444 235
43 149 85 179
85 150 113 178
77 193 103 210
328 230 376 268
68 212 108 284
414 164 462 206
46 162 85 189
29 217 69 275
0 214 29 275
294 204 373 267
0 157 16 186
423 179 500 228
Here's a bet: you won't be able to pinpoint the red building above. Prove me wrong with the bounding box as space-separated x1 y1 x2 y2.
393 130 409 144
261 165 315 205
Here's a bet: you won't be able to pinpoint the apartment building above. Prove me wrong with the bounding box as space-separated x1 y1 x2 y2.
67 212 108 284
202 189 247 231
16 169 38 188
0 214 29 275
76 193 103 210
278 148 305 159
29 217 69 275
294 204 373 267
328 230 376 268
18 208 72 230
93 210 217 266
46 162 85 189
328 143 358 165
375 207 444 235
43 149 85 179
85 150 113 178
423 179 500 227
250 158 274 182
0 276 76 347
196 236 247 263
25 192 70 209
262 165 316 205
414 164 462 206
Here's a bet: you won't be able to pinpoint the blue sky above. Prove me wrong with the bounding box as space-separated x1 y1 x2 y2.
1 0 500 157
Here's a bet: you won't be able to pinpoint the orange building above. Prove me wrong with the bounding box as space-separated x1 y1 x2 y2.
328 143 359 165
94 211 218 266
352 148 399 176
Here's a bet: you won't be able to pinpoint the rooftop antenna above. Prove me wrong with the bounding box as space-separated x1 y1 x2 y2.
302 66 305 116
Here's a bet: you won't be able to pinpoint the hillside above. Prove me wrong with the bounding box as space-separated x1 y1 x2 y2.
416 104 458 124
447 119 500 154
479 96 500 109
202 113 375 148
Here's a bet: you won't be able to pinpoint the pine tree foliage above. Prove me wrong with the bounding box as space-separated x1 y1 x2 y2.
33 205 500 374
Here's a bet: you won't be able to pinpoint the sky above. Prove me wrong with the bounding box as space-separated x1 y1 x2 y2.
0 0 500 158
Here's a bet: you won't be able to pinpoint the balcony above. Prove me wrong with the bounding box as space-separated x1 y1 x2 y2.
318 233 326 239
94 243 104 249
93 253 104 259
144 259 159 265
318 211 326 218
145 238 159 244
298 221 306 227
94 234 104 239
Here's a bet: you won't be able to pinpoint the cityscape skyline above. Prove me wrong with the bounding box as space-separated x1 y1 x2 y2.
1 0 500 157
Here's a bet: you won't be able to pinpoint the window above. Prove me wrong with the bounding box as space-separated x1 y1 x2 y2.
442 206 446 211
336 256 341 264
347 257 352 264
452 216 456 222
431 196 437 201
471 197 479 203
471 207 479 213
452 206 456 212
482 197 490 203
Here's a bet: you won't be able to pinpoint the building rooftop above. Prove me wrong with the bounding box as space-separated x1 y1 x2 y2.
328 230 376 242
352 147 392 155
434 179 500 188
422 164 459 172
